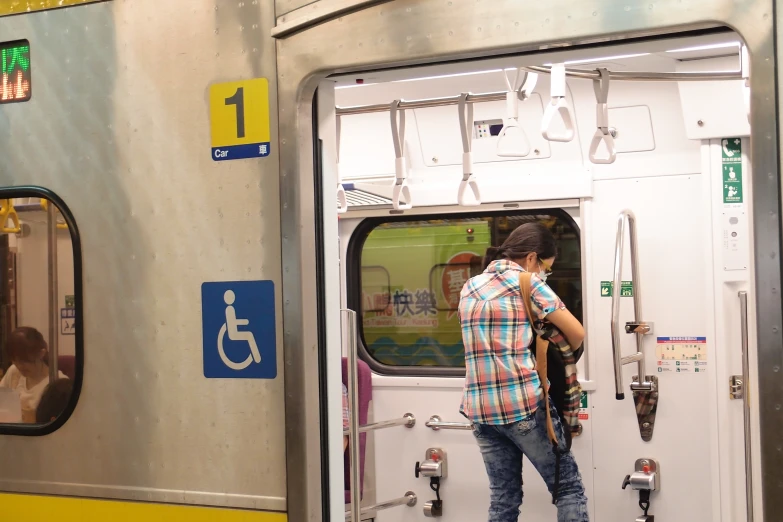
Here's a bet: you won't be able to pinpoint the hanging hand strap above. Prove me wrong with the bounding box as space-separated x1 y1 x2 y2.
336 115 348 214
541 63 575 142
496 68 535 157
0 199 20 234
457 93 481 206
390 100 412 210
589 68 616 164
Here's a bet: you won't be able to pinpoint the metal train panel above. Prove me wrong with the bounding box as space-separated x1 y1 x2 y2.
0 0 286 511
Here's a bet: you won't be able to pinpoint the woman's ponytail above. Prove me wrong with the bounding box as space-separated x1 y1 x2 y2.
482 246 504 271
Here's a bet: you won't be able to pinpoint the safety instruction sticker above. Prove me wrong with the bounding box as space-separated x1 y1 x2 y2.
721 138 743 205
578 391 588 420
600 281 633 297
209 78 271 162
60 308 75 336
656 337 707 374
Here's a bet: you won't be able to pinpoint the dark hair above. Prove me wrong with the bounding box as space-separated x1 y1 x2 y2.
8 326 48 364
482 222 558 270
36 377 73 423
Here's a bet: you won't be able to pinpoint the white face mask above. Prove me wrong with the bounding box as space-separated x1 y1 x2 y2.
538 269 549 282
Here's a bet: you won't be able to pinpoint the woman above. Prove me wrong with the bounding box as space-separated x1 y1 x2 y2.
0 327 68 423
459 222 589 522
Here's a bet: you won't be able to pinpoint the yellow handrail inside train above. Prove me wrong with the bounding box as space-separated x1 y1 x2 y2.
0 199 20 234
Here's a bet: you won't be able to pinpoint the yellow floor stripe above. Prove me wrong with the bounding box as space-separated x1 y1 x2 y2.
0 0 104 16
0 493 288 521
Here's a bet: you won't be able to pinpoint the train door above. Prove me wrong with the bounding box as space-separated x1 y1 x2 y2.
313 29 759 522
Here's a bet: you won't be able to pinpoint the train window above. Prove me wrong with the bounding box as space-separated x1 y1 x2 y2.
0 191 82 434
349 210 581 375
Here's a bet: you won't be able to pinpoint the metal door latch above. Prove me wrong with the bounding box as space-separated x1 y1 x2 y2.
730 375 744 399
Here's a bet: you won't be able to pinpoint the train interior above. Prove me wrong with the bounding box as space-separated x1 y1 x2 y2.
0 197 75 424
317 29 757 522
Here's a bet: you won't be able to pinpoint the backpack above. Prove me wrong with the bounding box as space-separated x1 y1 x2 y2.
519 272 584 450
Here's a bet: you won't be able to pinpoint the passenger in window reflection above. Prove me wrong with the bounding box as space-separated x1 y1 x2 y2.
459 223 589 522
0 327 67 423
35 377 73 424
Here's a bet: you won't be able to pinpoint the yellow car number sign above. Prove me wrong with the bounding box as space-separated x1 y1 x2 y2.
209 78 271 162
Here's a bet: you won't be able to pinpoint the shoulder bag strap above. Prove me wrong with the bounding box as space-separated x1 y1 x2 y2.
519 272 559 446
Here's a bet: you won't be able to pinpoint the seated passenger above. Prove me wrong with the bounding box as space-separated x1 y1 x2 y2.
0 327 67 423
35 377 73 423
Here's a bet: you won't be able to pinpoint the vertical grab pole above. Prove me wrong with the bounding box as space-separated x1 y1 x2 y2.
47 201 59 384
628 211 645 382
738 291 754 522
343 309 361 522
611 212 627 399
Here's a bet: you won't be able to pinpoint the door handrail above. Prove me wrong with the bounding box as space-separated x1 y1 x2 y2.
425 415 473 431
342 309 362 522
344 491 417 520
739 291 754 521
610 209 654 399
343 413 415 435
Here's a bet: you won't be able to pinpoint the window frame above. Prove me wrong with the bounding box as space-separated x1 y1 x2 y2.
0 186 83 436
346 207 581 377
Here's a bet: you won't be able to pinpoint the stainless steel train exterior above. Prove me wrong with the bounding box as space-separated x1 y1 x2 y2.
0 0 780 521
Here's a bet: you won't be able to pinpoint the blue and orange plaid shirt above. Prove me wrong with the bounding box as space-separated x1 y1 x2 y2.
459 259 565 425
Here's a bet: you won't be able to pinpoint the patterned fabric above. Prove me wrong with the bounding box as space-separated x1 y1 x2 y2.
459 259 565 425
540 325 584 433
342 383 349 431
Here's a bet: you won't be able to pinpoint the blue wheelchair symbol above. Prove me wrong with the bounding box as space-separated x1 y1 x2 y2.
201 280 277 379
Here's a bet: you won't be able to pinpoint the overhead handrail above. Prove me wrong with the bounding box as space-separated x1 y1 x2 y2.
589 68 615 164
336 70 742 117
425 415 473 431
457 93 481 206
541 63 575 142
610 209 654 399
390 100 412 210
336 115 348 214
344 491 417 521
343 413 416 435
741 45 750 123
738 291 754 522
0 199 20 234
496 68 535 157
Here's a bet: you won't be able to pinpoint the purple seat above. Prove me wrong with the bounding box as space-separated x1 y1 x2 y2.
343 357 372 504
57 355 75 380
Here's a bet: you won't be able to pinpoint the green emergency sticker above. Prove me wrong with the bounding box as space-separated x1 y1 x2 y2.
721 137 743 204
600 281 634 297
580 392 588 409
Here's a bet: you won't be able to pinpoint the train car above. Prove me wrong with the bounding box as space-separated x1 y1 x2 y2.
0 1 780 522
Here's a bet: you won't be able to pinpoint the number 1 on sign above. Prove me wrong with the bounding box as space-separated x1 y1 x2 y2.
225 87 245 139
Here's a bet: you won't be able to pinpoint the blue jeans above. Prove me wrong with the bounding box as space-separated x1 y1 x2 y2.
472 399 589 522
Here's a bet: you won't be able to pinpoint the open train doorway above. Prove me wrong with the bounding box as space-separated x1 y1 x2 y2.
310 27 761 522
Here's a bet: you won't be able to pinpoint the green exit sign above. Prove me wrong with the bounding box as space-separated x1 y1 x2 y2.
0 40 30 104
600 281 634 297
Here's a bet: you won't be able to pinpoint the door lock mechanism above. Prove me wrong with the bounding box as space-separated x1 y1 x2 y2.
415 448 447 517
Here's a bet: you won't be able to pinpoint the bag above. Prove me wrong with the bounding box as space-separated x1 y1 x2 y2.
518 272 584 449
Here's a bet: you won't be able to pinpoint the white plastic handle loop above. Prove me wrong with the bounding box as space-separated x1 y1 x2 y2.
589 68 616 165
741 44 750 123
496 69 534 158
457 93 481 206
541 63 575 142
390 100 412 210
336 114 348 214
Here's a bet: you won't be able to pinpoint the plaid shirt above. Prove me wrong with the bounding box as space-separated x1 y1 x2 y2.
459 260 565 425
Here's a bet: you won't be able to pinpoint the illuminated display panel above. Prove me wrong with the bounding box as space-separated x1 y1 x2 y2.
0 40 30 104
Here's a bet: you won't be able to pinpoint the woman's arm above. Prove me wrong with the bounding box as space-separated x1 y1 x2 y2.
546 308 585 350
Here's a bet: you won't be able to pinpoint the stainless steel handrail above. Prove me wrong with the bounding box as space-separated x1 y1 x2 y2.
343 309 362 522
344 491 417 520
611 210 653 400
739 291 754 522
47 201 59 384
335 69 742 116
425 415 473 431
343 413 415 435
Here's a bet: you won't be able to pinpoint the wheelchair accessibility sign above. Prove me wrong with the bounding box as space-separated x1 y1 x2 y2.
201 280 277 379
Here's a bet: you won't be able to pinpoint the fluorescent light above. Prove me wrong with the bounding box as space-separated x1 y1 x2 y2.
335 82 377 90
554 53 650 65
392 69 502 83
666 42 740 53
